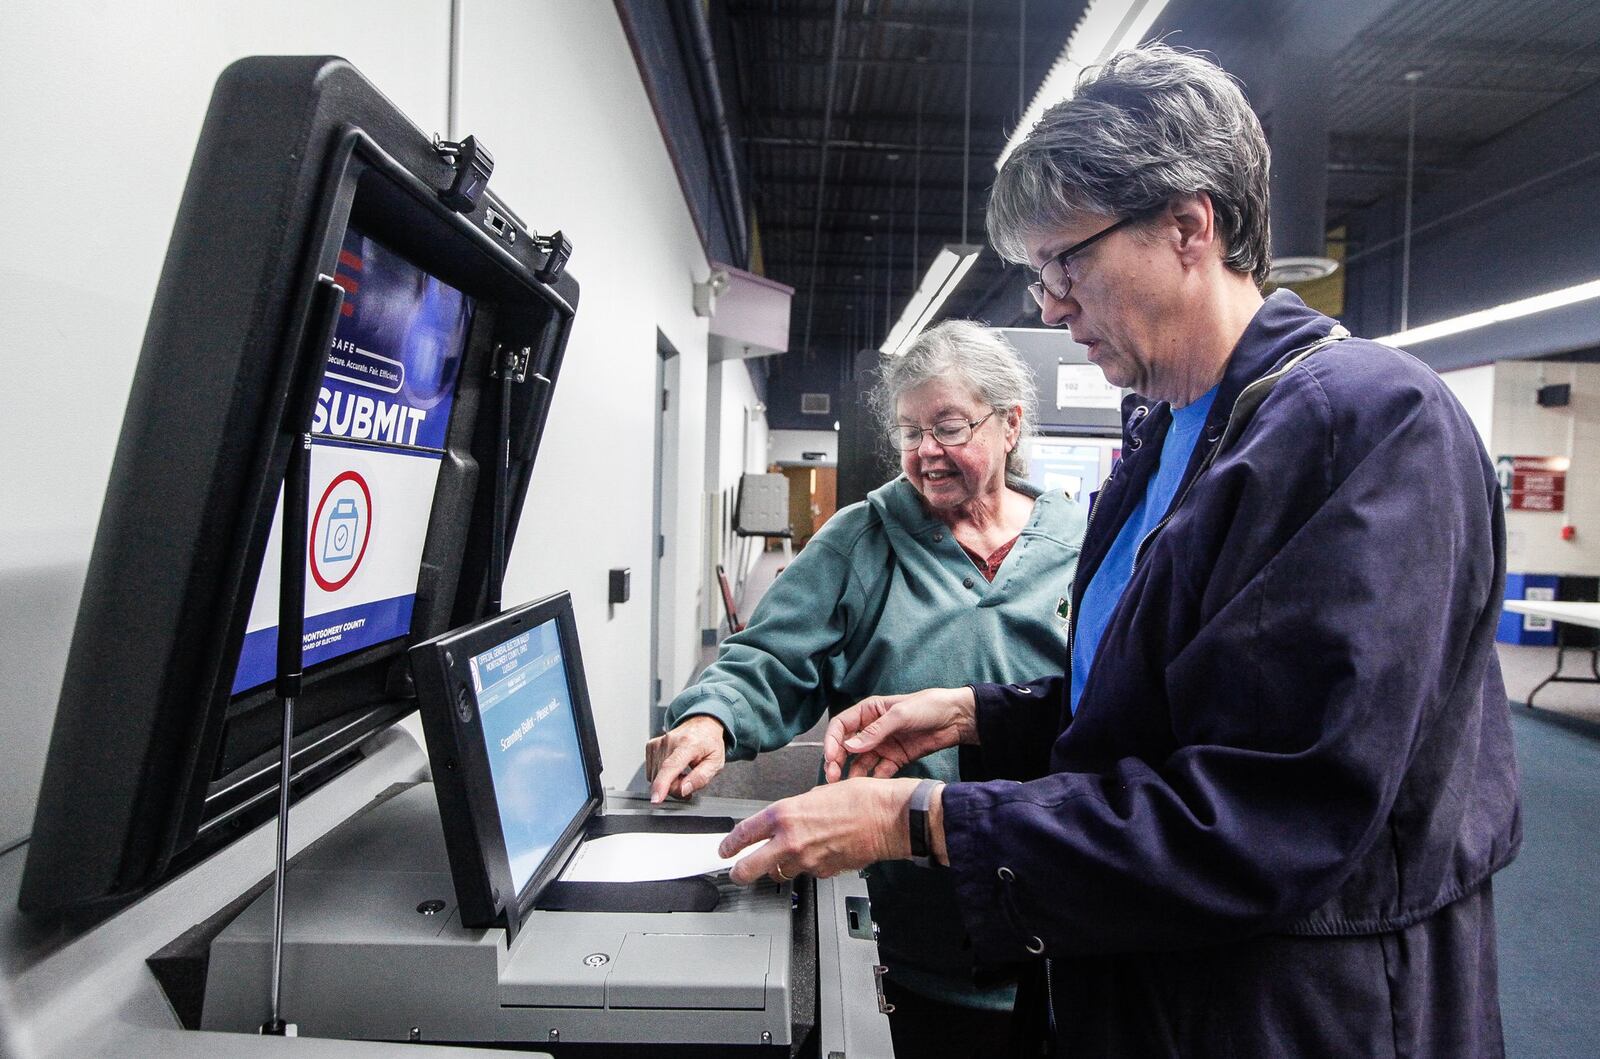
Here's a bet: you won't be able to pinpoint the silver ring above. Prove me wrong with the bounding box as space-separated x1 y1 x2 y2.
775 863 793 882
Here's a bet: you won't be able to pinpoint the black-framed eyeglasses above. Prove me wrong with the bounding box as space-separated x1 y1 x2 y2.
889 410 998 450
1027 215 1137 308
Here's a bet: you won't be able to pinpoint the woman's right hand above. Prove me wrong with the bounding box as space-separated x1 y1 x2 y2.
646 715 729 803
823 686 979 782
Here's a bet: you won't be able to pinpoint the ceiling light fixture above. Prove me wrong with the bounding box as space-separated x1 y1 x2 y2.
996 0 1171 171
880 244 982 357
1376 278 1600 347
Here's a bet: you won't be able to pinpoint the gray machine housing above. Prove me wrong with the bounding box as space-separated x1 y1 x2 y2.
203 786 892 1053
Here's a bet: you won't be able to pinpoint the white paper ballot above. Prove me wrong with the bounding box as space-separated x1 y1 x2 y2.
557 831 770 883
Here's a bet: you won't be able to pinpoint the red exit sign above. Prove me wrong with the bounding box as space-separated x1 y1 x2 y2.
1498 455 1568 512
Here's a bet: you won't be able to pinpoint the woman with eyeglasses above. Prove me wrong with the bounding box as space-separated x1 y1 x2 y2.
645 319 1086 1057
717 43 1517 1058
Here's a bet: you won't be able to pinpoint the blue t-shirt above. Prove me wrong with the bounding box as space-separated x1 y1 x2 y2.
1070 385 1219 715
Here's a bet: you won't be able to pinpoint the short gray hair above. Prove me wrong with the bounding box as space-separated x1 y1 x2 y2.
870 320 1038 478
987 43 1271 286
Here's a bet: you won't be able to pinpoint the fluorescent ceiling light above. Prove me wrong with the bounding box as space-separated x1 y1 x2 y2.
1377 278 1600 346
997 0 1171 171
880 245 982 357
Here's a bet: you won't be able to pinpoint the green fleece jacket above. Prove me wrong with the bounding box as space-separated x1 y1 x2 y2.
667 475 1086 1008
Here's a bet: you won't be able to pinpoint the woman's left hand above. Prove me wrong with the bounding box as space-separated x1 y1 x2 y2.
719 777 921 884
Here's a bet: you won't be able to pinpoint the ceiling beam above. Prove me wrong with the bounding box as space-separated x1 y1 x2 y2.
749 107 1016 135
747 134 977 157
732 10 1061 40
1347 79 1570 100
753 54 1033 74
1353 34 1600 76
752 173 973 194
1328 132 1466 166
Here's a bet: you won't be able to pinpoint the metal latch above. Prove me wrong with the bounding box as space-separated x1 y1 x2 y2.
432 134 494 214
873 965 894 1014
530 229 572 284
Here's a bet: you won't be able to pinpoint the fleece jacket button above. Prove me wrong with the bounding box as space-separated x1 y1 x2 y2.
963 576 975 589
933 532 944 542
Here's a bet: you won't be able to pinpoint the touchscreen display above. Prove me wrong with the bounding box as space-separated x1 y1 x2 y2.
232 226 475 693
1025 438 1111 503
469 618 592 895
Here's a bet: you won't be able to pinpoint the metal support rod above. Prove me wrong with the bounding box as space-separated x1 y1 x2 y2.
1019 0 1027 119
963 0 973 246
1400 70 1420 331
262 430 311 1037
913 84 922 281
257 275 343 1037
447 0 463 139
886 170 894 339
266 689 295 1031
686 0 751 266
489 369 511 615
801 0 849 361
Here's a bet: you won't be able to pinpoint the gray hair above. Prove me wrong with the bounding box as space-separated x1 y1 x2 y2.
987 43 1271 286
870 320 1038 478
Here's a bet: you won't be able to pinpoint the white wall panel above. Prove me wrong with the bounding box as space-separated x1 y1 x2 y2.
1439 364 1496 451
720 362 769 575
1490 361 1600 577
0 0 730 841
770 428 839 465
456 0 714 784
0 0 452 850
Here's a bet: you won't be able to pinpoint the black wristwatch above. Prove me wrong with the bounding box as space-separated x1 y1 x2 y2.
908 779 941 868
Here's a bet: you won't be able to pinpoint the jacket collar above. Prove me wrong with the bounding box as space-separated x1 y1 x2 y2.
1121 288 1336 447
871 475 1044 534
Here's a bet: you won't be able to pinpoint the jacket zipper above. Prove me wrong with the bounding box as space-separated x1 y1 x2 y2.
1131 432 1224 572
1062 423 1130 667
1062 495 1099 666
1050 419 1134 1052
1131 327 1348 573
1045 953 1058 1050
1050 327 1346 1051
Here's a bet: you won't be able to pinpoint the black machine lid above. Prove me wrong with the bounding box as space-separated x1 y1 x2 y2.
21 56 579 920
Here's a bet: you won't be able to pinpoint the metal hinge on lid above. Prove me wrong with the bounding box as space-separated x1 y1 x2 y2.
492 343 531 383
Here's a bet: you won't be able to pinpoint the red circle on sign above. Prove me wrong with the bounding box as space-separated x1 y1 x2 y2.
309 470 373 592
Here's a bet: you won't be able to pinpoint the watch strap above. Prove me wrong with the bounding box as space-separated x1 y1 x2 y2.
908 778 940 868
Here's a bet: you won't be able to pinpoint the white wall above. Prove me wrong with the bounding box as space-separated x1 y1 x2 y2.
0 0 721 846
1489 361 1600 576
769 428 839 465
1439 364 1496 451
717 361 770 574
697 360 770 630
458 1 714 781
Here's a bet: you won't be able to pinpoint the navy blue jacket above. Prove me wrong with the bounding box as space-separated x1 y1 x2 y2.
942 291 1520 1055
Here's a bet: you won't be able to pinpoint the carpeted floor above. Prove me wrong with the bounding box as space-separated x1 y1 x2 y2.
1496 705 1600 1057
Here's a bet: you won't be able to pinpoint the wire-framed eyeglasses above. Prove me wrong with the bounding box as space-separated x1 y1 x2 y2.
889 410 998 450
1026 215 1137 308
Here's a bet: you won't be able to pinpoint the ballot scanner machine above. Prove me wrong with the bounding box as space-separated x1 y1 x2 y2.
3 56 891 1058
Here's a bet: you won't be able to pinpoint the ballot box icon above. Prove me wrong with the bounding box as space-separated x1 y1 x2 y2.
323 498 360 563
